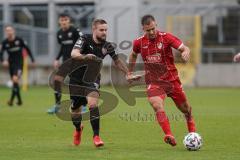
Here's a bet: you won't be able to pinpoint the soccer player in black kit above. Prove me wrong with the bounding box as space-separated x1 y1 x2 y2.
69 19 130 147
47 13 83 114
0 25 35 106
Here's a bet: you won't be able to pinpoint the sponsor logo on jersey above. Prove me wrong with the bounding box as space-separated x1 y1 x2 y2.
146 53 162 62
9 47 21 52
62 40 74 45
68 32 73 38
15 40 20 46
158 42 163 49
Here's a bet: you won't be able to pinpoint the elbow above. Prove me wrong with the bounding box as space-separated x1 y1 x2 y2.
71 52 75 58
71 49 83 60
185 46 190 52
71 50 78 59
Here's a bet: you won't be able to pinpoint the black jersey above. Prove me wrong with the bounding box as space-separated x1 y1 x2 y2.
69 34 118 84
0 36 35 66
56 26 82 62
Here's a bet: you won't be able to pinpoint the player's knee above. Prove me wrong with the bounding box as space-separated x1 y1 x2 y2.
12 76 19 83
149 99 164 112
88 100 98 109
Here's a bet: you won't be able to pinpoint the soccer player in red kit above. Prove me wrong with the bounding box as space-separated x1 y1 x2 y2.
127 15 196 146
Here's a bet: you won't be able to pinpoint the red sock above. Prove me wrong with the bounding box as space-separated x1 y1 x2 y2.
185 115 196 132
155 111 172 135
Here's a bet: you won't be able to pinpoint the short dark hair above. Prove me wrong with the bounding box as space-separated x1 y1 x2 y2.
59 13 71 18
141 14 155 26
92 19 107 28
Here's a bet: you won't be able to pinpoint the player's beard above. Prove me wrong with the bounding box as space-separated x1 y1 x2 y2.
96 35 106 43
149 34 156 40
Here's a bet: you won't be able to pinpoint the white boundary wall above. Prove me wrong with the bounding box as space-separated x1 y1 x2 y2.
1 64 240 87
194 64 240 87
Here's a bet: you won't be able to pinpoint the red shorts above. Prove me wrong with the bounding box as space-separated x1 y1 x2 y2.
146 79 187 106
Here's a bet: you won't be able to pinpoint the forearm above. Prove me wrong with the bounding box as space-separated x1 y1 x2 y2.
56 46 63 60
25 47 35 62
71 48 85 60
128 52 137 73
0 52 3 62
180 46 190 55
114 58 128 75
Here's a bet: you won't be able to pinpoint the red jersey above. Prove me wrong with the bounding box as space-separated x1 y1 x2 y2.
133 31 183 84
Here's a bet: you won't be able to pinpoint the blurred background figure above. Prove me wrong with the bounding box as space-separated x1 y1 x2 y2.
0 25 35 106
47 13 83 114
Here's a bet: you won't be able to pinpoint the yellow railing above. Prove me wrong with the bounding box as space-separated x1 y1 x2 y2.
167 15 202 85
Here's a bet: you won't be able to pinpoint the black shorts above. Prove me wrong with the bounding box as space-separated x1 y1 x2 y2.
69 78 100 110
54 58 102 110
9 65 23 78
70 96 88 110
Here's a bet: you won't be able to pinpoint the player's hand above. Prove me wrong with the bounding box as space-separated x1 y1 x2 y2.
233 53 240 62
53 60 60 69
181 51 190 62
30 62 36 68
2 61 9 68
126 72 142 83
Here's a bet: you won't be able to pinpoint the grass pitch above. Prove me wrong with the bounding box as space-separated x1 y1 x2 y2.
0 86 239 160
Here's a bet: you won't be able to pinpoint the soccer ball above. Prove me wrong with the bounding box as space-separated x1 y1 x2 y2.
183 132 203 151
6 80 13 88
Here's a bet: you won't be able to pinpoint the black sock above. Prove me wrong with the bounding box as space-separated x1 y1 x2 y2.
54 79 62 105
71 113 82 131
13 83 21 103
54 92 62 105
90 107 100 136
10 86 16 102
